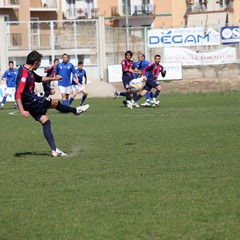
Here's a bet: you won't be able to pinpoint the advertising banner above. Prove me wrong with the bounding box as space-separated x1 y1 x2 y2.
164 47 236 66
148 27 220 47
221 26 240 44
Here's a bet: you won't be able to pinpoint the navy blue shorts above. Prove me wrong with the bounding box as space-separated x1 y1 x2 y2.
23 96 52 121
122 74 134 89
143 77 159 91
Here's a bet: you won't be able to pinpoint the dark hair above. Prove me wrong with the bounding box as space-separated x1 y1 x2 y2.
9 60 14 65
155 54 161 59
125 50 133 58
26 51 43 65
78 61 83 65
54 58 59 63
138 53 145 58
62 53 69 57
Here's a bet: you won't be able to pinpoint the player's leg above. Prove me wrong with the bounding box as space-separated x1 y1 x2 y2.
152 85 162 106
50 99 89 115
39 115 66 157
80 88 88 105
58 86 68 105
69 86 78 105
0 93 9 109
141 91 151 107
128 89 148 109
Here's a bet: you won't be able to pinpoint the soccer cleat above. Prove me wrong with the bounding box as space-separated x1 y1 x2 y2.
52 148 67 157
133 102 140 108
141 101 151 107
75 104 89 115
113 91 119 100
151 98 160 106
127 100 133 109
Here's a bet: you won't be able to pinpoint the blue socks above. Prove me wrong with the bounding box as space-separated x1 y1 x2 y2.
1 96 7 104
62 99 68 105
145 92 151 102
42 120 56 151
69 97 74 105
81 94 87 105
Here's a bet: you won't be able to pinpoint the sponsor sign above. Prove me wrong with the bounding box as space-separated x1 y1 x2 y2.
148 27 220 47
157 62 182 80
108 63 182 82
164 47 236 65
221 26 240 44
0 85 15 102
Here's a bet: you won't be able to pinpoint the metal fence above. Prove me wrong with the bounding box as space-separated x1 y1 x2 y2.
4 19 240 79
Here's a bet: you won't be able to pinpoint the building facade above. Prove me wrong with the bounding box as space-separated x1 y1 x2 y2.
63 0 186 28
186 0 240 26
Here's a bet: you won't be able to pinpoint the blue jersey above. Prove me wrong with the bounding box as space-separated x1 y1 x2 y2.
55 62 76 87
72 69 87 85
132 59 150 78
2 68 18 87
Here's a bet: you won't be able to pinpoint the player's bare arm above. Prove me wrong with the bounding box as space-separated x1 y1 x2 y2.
16 99 30 118
42 75 62 82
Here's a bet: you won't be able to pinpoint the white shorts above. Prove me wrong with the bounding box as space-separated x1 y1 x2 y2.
5 87 15 94
58 86 71 94
72 84 86 93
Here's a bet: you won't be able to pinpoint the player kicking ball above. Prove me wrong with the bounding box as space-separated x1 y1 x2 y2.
128 54 166 109
15 51 89 157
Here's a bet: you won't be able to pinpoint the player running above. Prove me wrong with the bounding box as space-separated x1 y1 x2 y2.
128 54 166 109
55 53 77 105
69 61 88 106
113 50 141 107
15 50 89 157
0 61 18 109
41 58 59 97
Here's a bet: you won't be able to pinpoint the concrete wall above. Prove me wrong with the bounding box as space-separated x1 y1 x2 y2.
182 64 240 80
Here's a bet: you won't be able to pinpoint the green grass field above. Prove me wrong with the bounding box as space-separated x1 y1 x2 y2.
0 92 240 240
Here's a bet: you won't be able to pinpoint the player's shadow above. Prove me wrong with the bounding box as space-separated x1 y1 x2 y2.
14 151 50 157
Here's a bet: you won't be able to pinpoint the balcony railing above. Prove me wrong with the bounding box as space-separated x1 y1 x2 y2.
186 0 233 13
0 0 19 8
76 8 99 19
111 4 155 18
30 0 58 10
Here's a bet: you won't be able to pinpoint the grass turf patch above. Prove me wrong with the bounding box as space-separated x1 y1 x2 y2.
0 92 240 239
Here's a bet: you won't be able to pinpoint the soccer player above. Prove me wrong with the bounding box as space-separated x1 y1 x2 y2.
0 61 18 109
113 50 141 107
69 61 88 106
128 54 166 109
15 50 89 157
42 58 59 97
55 53 77 105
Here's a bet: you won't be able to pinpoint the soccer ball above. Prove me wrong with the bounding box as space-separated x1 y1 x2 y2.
129 77 143 92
